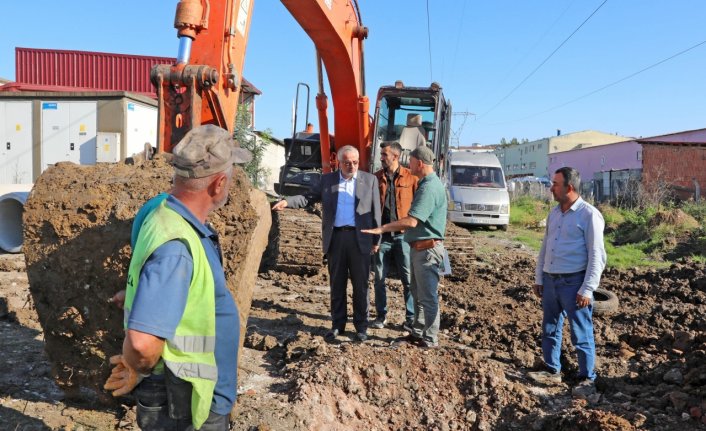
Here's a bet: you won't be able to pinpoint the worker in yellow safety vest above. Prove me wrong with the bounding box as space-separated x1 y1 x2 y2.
105 125 251 430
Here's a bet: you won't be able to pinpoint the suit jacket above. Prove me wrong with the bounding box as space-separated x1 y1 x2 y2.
286 170 381 255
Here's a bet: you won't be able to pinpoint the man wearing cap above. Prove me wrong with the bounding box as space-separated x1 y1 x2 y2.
104 124 252 430
363 146 447 348
272 145 381 343
370 141 418 331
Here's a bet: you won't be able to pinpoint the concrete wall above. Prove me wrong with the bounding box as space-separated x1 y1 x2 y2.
258 136 285 193
548 140 643 183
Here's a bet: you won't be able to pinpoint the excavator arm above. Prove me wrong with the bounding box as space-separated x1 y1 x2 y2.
152 0 370 171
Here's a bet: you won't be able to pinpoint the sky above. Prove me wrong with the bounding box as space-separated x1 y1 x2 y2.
1 1 705 146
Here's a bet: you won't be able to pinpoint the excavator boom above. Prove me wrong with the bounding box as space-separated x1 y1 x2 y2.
153 0 371 171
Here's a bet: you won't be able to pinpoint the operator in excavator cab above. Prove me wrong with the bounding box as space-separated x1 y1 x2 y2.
104 125 251 431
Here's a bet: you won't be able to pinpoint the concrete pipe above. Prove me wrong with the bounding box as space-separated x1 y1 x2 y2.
0 184 33 253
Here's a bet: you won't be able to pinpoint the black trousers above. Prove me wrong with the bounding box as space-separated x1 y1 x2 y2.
134 370 228 431
327 229 371 333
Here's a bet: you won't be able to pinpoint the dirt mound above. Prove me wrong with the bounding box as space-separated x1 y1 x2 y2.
22 156 269 404
288 344 537 430
648 209 699 230
541 407 636 430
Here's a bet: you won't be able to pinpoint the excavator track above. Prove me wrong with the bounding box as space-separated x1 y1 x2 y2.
268 207 326 275
444 222 476 258
265 208 477 279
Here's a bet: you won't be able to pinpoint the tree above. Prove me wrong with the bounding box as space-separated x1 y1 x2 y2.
233 104 272 189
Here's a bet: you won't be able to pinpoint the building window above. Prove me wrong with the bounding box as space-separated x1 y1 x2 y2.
637 151 642 161
529 162 536 169
506 165 510 170
538 143 542 149
521 163 526 169
601 156 605 166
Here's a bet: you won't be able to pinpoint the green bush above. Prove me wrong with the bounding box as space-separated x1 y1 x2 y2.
681 202 706 223
510 196 551 229
597 204 624 232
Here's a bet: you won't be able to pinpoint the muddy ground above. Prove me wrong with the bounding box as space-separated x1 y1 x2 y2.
1 213 705 430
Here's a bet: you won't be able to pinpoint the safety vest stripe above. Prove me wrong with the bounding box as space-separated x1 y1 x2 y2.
167 335 216 353
164 360 218 382
123 306 131 328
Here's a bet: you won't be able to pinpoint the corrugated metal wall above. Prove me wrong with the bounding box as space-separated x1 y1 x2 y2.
15 48 175 94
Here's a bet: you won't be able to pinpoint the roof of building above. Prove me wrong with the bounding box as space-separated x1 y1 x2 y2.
12 47 260 97
636 127 706 146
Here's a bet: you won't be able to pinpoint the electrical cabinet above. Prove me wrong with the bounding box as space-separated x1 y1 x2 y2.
0 101 33 184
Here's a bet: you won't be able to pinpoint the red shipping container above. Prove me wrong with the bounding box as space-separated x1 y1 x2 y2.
14 47 261 99
15 47 175 95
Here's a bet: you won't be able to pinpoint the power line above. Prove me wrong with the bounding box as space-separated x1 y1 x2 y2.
486 38 706 126
445 0 468 87
426 0 433 81
479 0 609 118
477 0 576 105
451 111 476 148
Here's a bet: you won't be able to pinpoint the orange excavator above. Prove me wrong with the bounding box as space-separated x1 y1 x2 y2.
151 0 452 184
20 0 454 401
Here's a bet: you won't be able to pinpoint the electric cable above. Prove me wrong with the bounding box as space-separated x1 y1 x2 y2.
445 0 468 86
477 0 576 105
479 0 609 118
482 38 706 125
426 0 433 81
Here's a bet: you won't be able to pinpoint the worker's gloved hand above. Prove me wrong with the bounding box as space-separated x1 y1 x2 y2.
104 354 146 397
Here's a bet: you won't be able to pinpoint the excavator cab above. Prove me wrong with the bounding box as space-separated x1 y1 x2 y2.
276 132 331 195
370 81 452 178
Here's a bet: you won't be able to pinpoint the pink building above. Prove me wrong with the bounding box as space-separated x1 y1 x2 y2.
548 140 642 183
548 128 706 201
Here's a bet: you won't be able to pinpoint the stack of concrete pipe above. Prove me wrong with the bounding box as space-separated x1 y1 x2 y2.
0 184 33 253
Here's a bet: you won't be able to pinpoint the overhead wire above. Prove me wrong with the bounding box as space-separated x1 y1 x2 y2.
476 0 576 105
482 38 706 126
426 0 433 81
444 0 468 87
478 0 609 118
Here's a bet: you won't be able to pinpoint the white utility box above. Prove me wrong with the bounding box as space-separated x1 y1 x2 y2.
96 132 121 163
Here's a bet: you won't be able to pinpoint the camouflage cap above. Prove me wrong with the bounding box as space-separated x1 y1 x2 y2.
171 125 252 178
410 145 435 165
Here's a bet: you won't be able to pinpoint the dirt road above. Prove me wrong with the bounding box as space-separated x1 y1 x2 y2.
1 219 705 430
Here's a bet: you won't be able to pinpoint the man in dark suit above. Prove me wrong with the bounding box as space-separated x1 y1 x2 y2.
272 145 381 342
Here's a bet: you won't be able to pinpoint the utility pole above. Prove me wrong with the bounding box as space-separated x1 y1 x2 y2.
451 111 475 149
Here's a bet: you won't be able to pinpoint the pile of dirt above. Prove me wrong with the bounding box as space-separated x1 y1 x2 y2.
21 156 268 404
4 209 706 429
648 209 699 231
245 229 706 430
287 344 538 431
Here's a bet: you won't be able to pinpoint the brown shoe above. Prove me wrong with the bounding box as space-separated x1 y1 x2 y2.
391 334 422 347
528 370 562 385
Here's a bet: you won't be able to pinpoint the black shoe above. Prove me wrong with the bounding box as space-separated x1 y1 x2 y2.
419 339 439 349
370 317 387 329
355 332 368 342
402 322 414 333
324 329 341 343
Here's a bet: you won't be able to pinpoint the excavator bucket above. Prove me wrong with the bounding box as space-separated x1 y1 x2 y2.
22 157 271 403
